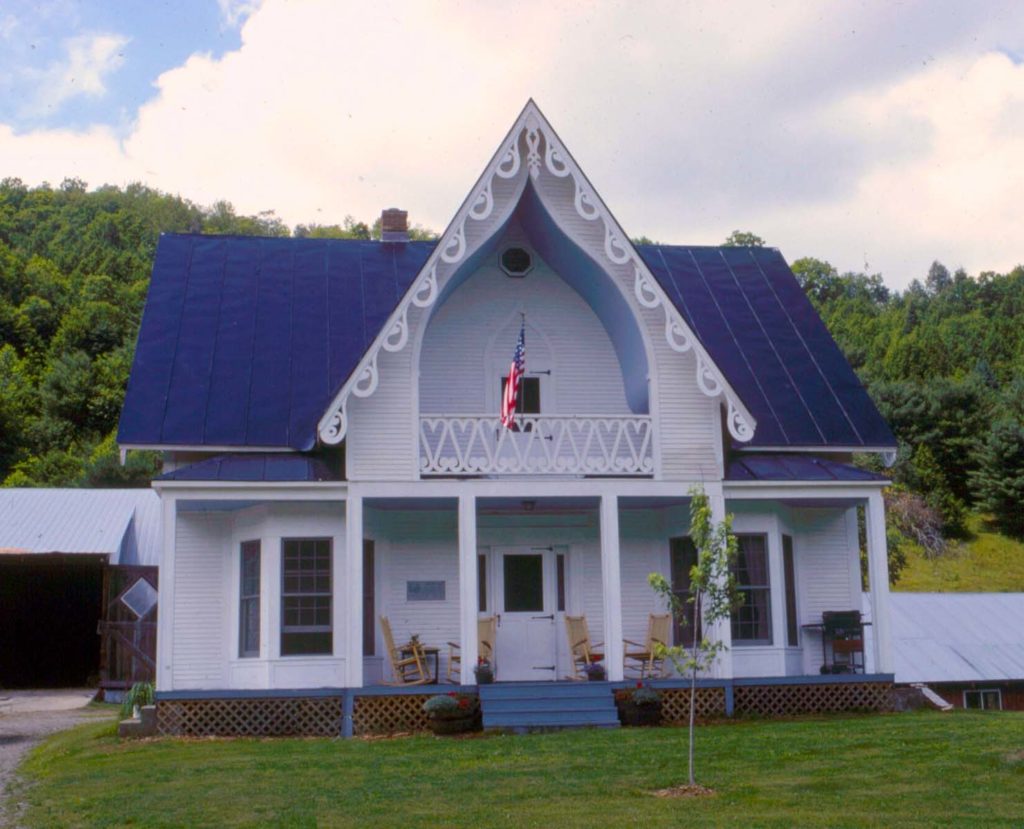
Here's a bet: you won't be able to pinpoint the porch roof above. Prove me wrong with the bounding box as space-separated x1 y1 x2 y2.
157 453 342 482
119 234 895 453
725 454 886 482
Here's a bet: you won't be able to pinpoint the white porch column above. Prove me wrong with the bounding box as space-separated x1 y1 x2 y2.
707 487 733 679
458 494 479 685
600 494 624 682
865 491 893 673
344 495 364 688
155 494 176 692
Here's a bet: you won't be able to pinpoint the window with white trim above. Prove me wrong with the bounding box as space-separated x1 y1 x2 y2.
239 540 261 658
281 538 332 656
963 689 1002 710
731 534 772 644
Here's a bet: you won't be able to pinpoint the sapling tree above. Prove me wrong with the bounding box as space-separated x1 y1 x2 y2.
648 487 737 788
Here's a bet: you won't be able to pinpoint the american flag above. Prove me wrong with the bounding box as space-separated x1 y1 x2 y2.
500 321 526 429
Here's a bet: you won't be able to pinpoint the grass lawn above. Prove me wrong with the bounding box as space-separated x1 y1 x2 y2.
17 710 1024 828
896 513 1024 592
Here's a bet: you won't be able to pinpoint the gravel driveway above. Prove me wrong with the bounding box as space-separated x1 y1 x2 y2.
0 690 111 828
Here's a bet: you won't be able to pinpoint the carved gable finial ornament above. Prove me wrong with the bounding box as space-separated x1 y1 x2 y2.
317 102 756 447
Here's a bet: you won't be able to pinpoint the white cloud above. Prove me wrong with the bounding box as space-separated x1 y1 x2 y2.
26 32 128 115
1 0 1023 287
217 0 262 28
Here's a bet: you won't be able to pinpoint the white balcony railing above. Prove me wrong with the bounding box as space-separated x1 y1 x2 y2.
419 415 654 476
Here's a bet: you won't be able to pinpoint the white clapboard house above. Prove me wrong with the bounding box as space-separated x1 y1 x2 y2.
118 102 898 735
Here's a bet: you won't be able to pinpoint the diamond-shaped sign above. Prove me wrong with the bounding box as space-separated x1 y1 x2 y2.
120 578 158 618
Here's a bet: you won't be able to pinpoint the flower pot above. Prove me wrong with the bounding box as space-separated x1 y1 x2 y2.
429 713 477 735
618 700 662 727
475 668 494 685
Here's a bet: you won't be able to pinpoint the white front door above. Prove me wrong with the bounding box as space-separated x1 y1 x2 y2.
494 547 558 681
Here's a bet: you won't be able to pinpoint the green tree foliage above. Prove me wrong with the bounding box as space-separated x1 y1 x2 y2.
722 230 765 247
971 418 1024 537
802 255 1024 541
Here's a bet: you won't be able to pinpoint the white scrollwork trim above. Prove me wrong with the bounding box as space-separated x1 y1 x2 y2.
382 310 409 352
882 450 897 468
634 266 661 309
665 313 693 352
496 139 521 179
469 182 494 221
412 266 438 308
603 223 631 264
573 180 600 221
696 353 722 397
352 358 379 398
727 402 754 443
526 126 542 179
441 226 466 264
544 139 571 178
320 405 347 445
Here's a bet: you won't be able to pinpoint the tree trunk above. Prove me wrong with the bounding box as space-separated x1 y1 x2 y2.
688 592 701 786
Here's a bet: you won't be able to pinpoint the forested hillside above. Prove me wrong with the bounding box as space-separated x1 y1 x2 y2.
1 180 1021 561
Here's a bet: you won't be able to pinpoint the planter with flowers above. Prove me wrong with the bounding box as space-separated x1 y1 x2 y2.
423 691 481 735
583 661 606 681
474 657 494 685
614 682 663 726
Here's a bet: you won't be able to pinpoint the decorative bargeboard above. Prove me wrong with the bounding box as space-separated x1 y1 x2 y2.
420 414 654 476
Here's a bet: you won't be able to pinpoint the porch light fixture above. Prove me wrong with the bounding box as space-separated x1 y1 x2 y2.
501 247 533 277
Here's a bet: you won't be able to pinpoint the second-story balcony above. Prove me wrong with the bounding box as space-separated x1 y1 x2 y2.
419 415 654 477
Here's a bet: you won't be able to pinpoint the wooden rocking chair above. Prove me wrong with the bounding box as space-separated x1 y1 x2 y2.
623 612 672 678
380 616 431 686
446 616 498 683
564 615 604 680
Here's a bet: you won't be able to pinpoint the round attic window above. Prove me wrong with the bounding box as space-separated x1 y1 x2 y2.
501 247 533 277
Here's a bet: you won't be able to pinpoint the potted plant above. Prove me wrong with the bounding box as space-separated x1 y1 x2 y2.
474 657 494 685
423 691 480 735
614 682 662 726
583 661 606 681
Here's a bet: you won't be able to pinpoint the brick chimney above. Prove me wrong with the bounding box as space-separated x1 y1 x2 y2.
380 208 409 243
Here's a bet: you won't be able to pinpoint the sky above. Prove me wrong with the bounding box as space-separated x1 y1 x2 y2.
1 0 1023 289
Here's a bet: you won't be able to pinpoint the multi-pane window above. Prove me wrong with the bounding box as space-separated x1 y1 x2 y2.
669 536 699 647
239 540 260 658
281 538 332 656
964 689 1002 710
731 534 772 644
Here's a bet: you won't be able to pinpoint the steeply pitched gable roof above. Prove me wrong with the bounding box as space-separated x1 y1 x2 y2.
118 234 894 452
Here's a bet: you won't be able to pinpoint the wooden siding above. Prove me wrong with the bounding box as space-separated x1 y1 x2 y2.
786 506 861 676
172 512 228 689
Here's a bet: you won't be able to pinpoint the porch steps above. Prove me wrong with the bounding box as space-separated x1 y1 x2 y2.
478 681 619 732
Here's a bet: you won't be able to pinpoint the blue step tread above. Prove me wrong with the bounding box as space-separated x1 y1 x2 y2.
483 711 620 728
478 682 620 730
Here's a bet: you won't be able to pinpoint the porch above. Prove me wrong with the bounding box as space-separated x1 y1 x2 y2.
156 480 893 697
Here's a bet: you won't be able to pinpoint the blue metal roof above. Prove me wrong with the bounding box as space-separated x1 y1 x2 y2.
637 245 896 449
157 453 341 482
725 454 887 483
118 234 434 450
119 234 894 452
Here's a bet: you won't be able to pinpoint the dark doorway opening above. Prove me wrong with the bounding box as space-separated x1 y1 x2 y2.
0 555 104 688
